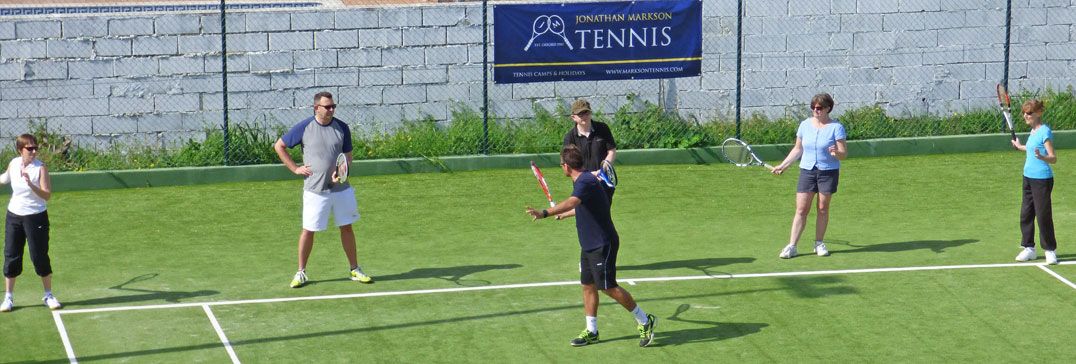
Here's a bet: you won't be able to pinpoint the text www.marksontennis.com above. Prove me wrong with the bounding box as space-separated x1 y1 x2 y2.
606 66 684 74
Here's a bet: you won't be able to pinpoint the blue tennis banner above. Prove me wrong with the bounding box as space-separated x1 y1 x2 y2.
493 0 702 84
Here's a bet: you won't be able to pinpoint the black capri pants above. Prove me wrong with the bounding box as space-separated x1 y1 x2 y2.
1020 177 1056 251
4 210 52 278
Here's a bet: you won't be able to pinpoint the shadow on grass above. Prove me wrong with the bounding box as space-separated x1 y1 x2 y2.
777 275 858 299
648 303 768 347
1056 254 1076 262
307 264 524 287
63 273 218 307
37 289 776 363
619 257 756 276
828 239 978 254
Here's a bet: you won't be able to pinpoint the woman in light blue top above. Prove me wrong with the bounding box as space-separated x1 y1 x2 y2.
772 93 848 259
1010 99 1058 264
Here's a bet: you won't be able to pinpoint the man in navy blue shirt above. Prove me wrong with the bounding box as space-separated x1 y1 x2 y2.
525 145 656 347
274 91 373 288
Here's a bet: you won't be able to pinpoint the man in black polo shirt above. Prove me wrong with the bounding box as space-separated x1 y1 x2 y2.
563 99 616 172
525 145 656 348
553 99 617 221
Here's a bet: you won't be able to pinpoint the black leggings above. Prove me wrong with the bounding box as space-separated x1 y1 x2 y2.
4 210 51 278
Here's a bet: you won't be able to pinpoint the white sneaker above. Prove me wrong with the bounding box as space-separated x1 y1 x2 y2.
779 244 798 259
43 295 62 310
814 241 830 256
290 271 308 288
1015 247 1037 262
1045 250 1058 265
1 297 12 312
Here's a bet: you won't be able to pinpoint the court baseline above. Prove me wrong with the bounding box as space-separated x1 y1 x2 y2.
52 260 1076 363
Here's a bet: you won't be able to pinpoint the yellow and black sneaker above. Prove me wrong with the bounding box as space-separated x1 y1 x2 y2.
570 329 599 347
638 314 656 347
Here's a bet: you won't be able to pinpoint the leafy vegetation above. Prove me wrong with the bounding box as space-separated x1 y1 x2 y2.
2 87 1073 171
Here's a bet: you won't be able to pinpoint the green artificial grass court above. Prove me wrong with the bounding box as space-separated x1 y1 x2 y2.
2 150 1075 363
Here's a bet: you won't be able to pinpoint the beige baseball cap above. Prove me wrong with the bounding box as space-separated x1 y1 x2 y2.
571 99 592 115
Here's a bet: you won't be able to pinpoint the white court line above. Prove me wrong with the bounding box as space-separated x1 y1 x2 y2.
52 311 78 364
57 260 1076 316
203 305 242 364
51 260 1076 363
1037 265 1076 290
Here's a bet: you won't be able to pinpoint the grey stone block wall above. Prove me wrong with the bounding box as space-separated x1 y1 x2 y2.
0 1 1074 152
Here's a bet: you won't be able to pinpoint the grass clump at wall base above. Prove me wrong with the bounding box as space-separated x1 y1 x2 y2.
353 98 712 160
169 122 299 167
0 121 299 172
352 103 576 158
708 86 1076 146
4 88 1074 171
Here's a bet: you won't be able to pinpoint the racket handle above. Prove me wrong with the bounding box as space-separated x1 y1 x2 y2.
763 163 775 171
549 201 556 207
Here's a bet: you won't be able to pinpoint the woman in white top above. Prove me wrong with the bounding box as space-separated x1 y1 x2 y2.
0 134 60 312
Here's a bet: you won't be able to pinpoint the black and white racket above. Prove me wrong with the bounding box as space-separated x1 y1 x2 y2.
335 152 349 183
721 138 775 171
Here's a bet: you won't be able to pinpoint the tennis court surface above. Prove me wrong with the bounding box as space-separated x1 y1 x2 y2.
3 150 1076 363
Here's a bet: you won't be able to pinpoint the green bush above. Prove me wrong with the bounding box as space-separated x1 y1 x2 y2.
0 120 296 172
3 87 1074 171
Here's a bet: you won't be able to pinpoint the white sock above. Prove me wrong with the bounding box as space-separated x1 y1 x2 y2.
4 292 11 299
815 240 824 245
631 306 649 325
1027 247 1036 252
44 290 52 298
585 316 598 334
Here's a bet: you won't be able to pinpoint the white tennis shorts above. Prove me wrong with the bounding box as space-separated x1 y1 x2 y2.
302 187 360 232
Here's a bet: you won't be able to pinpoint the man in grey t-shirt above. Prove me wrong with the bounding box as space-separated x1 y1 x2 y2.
273 91 373 288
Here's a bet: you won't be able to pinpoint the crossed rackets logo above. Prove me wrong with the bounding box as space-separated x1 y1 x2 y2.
524 15 574 51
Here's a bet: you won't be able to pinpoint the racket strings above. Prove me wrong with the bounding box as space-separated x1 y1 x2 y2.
336 154 349 182
723 144 753 166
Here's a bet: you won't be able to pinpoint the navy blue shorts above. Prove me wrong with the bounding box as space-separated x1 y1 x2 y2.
580 242 619 290
797 168 840 194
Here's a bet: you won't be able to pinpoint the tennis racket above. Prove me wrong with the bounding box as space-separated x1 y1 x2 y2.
597 160 617 188
335 152 349 183
996 83 1018 145
721 138 775 171
530 161 555 207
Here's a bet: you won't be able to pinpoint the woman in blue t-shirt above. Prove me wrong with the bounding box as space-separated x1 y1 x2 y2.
1011 99 1059 265
771 93 848 259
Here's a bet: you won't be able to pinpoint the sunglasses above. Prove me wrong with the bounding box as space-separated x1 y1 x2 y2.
811 106 827 111
316 104 338 110
23 146 38 152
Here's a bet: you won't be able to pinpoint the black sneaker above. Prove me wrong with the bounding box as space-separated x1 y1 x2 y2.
570 329 599 346
638 314 656 347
